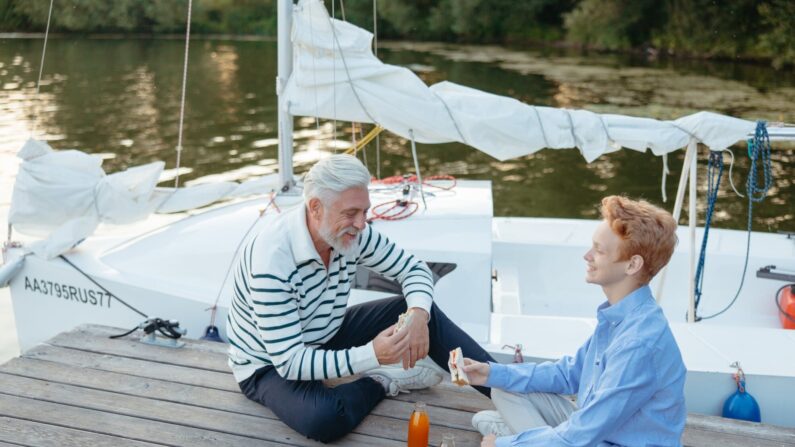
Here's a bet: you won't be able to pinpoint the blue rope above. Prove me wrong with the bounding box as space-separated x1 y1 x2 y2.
693 150 724 318
698 121 773 321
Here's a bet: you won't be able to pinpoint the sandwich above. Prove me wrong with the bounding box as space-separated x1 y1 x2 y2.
448 347 469 386
395 311 414 333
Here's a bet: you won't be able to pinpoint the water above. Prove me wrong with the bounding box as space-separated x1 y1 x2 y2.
0 37 793 361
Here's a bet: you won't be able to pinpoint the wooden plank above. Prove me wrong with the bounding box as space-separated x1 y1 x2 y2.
0 393 286 447
23 344 238 392
683 428 795 447
44 325 493 412
684 414 795 447
19 341 489 431
0 372 466 446
0 416 162 447
2 356 481 433
45 325 228 372
31 324 795 446
0 393 390 447
687 413 795 442
392 383 494 413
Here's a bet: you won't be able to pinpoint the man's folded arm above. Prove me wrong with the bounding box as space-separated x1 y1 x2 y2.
357 224 434 314
248 272 379 380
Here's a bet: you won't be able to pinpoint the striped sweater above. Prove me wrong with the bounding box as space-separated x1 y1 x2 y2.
226 204 434 383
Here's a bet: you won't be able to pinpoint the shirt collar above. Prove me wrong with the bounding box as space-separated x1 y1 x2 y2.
288 204 323 264
597 285 653 325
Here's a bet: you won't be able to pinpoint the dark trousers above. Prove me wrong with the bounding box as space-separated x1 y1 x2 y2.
239 296 495 443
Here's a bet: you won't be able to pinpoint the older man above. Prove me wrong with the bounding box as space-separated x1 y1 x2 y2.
465 196 686 447
227 154 495 442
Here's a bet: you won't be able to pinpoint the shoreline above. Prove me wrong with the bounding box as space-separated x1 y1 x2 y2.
1 33 790 69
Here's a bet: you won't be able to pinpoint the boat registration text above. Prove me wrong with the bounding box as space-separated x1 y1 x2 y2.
24 276 112 308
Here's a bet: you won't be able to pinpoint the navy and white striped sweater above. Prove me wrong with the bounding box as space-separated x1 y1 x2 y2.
226 205 434 382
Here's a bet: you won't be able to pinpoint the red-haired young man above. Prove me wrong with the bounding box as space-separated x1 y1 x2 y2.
465 196 686 447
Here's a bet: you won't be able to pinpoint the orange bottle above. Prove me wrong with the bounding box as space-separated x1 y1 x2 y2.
407 401 429 447
779 285 795 330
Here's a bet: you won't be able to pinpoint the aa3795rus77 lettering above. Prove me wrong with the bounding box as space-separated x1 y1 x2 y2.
23 276 112 308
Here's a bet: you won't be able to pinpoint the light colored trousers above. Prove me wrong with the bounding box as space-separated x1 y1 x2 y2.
492 388 577 434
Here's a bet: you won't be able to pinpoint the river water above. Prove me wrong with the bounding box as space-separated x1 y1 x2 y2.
0 37 793 361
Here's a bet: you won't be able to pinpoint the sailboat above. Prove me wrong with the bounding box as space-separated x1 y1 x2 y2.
3 0 795 428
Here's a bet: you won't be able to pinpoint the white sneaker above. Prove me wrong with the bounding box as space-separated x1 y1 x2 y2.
415 356 447 375
365 364 443 397
472 410 512 437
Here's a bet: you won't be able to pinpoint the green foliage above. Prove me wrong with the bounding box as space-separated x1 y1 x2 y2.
373 0 573 43
565 0 665 49
655 0 759 58
0 0 792 67
9 0 275 35
756 0 795 68
0 0 26 31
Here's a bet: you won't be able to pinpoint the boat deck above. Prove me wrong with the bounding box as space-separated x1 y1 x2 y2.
0 325 793 447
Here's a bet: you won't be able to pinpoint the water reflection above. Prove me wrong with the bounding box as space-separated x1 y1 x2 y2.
0 37 792 232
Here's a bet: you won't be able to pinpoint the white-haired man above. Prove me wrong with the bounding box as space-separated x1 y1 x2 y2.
227 154 495 442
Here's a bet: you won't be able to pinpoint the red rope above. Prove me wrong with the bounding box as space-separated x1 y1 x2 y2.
371 174 457 191
367 174 457 222
369 199 418 222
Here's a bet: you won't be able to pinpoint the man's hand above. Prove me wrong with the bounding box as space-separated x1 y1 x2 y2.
462 358 490 386
481 434 497 447
401 307 429 369
373 323 411 365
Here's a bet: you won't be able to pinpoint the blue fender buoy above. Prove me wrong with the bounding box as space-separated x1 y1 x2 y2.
200 325 224 343
722 364 761 423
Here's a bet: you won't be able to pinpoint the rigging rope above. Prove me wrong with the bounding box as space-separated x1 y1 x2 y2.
206 192 281 331
174 0 194 189
661 154 670 203
697 120 774 321
9 0 54 246
372 174 457 191
369 174 457 222
692 150 724 319
409 129 428 210
332 0 337 151
308 0 321 132
30 0 55 138
345 125 384 155
59 255 148 319
373 0 381 178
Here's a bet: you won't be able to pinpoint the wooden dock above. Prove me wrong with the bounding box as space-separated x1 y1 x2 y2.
0 325 793 447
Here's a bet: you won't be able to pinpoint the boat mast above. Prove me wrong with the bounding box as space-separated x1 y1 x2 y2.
277 0 296 193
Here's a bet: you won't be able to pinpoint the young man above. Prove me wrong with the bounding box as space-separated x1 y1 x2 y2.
464 195 686 446
227 154 495 442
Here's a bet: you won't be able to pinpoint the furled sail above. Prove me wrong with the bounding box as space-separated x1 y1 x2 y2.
8 139 278 259
284 0 758 162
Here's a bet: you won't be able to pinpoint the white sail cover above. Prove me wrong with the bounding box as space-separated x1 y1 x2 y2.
9 139 278 259
284 0 758 162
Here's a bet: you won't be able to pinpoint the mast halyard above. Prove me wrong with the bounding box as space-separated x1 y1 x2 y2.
277 0 296 194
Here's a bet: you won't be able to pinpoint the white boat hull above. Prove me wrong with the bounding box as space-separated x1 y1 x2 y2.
8 180 795 427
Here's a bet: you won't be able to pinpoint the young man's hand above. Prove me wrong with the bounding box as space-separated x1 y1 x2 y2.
401 307 429 369
481 434 497 447
373 323 410 365
462 358 491 386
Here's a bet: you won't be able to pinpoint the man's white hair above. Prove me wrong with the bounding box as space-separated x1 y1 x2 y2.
303 154 371 204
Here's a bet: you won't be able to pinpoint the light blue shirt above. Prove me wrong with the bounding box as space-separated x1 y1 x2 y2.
488 285 686 447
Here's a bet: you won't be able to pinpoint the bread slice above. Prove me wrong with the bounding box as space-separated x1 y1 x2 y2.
395 311 414 333
448 347 469 386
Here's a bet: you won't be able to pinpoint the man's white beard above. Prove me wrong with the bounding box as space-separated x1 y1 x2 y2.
319 220 360 257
